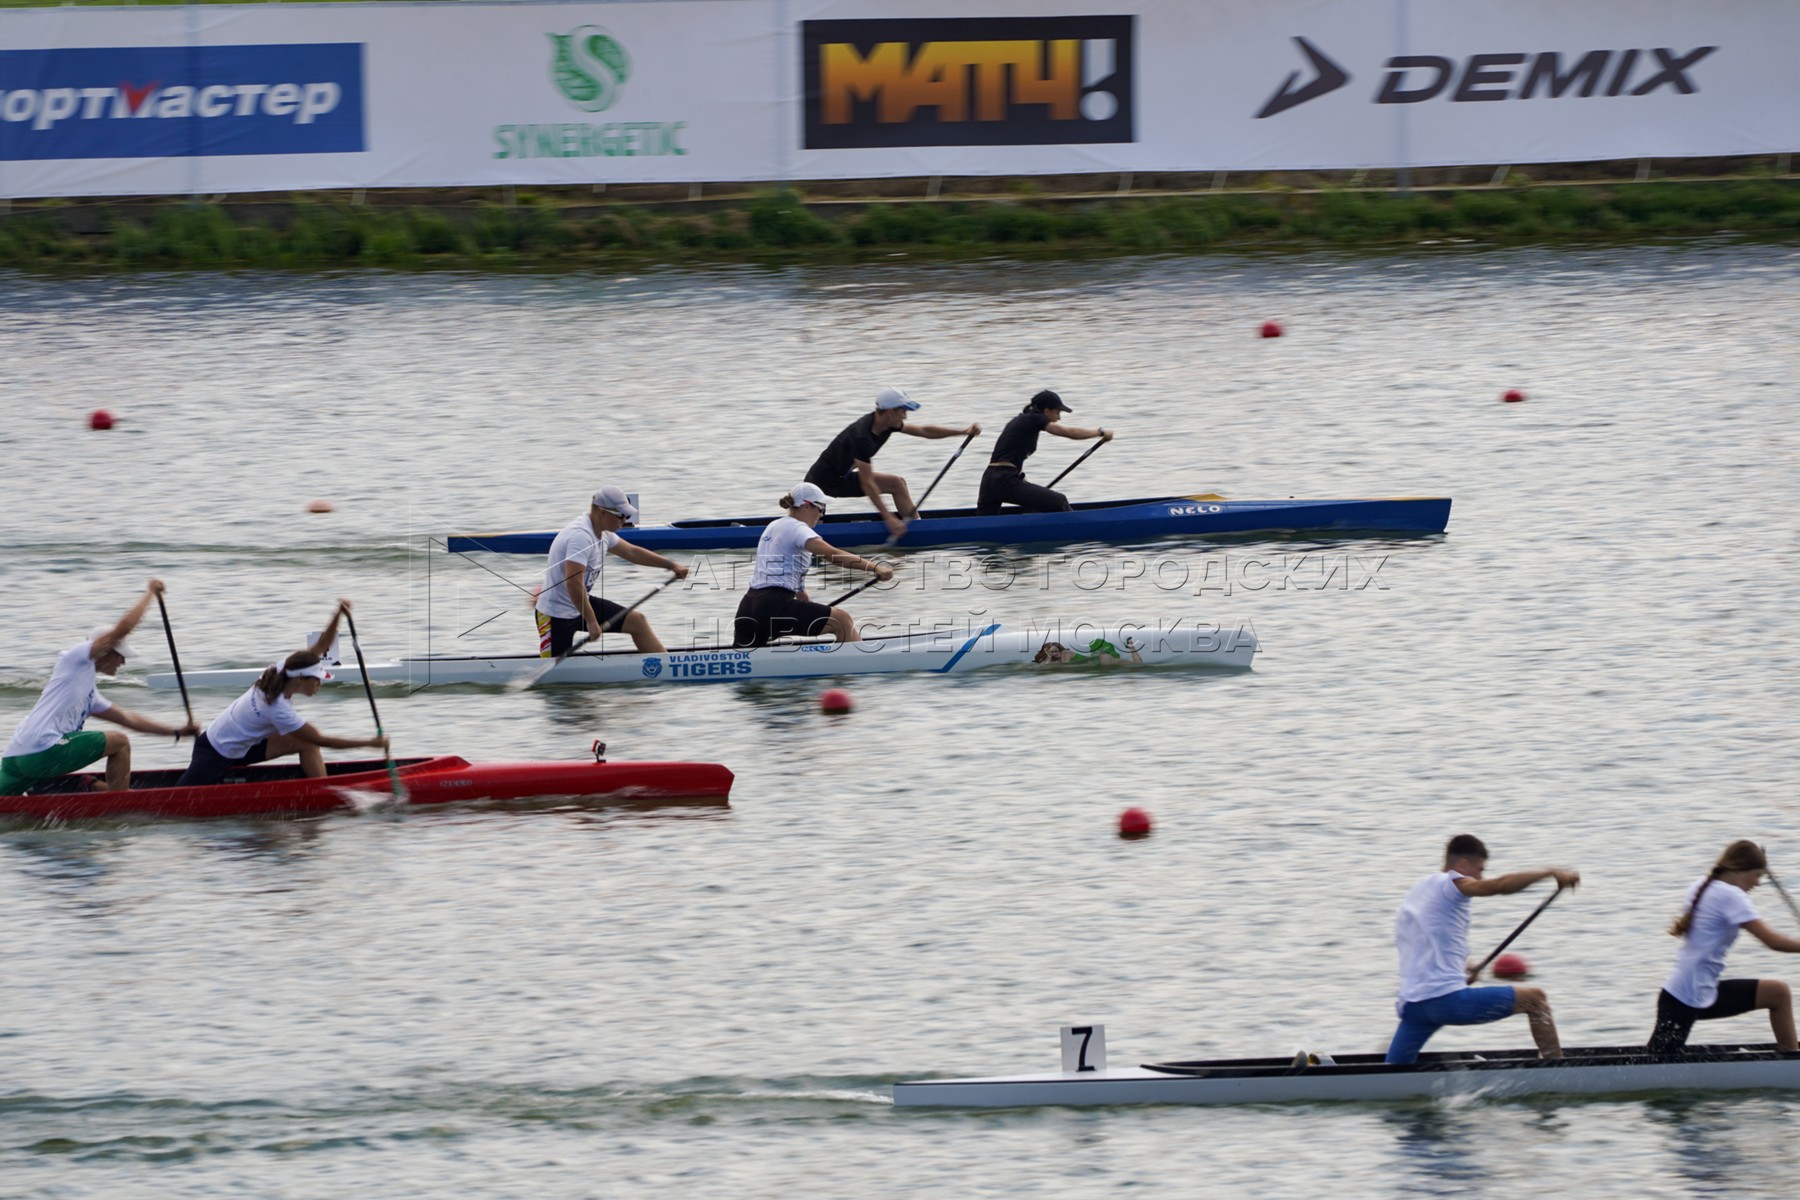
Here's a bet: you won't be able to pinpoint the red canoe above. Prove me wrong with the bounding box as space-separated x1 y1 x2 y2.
0 755 733 822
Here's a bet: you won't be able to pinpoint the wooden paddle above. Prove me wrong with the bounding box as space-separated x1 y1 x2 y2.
1467 884 1564 982
510 576 677 692
153 590 194 742
891 429 979 543
1047 433 1109 489
342 607 406 802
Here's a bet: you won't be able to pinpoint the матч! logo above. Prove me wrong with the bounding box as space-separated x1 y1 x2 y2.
802 15 1135 149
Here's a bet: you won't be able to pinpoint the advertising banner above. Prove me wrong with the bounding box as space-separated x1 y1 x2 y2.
0 1 784 198
0 0 1795 199
789 0 1800 177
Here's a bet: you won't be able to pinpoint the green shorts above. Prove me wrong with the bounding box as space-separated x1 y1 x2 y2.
0 730 109 794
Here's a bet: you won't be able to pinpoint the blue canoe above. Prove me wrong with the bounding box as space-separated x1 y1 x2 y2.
446 494 1450 555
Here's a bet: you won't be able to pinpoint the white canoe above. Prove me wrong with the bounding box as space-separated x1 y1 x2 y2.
893 1044 1800 1108
144 622 1256 690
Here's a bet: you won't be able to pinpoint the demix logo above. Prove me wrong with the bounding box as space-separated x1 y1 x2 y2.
1256 36 1717 117
1256 37 1349 119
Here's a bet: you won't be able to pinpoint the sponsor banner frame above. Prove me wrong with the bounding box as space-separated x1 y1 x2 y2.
0 0 1795 199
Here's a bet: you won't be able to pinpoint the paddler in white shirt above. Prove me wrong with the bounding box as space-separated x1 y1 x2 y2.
0 579 199 794
1647 840 1800 1054
731 482 893 648
175 600 388 787
534 485 689 657
1386 833 1579 1064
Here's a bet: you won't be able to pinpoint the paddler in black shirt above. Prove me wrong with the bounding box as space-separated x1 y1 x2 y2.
804 386 980 541
977 390 1113 515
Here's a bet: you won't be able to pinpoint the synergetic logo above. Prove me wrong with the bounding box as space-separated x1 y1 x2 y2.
641 657 663 679
494 27 685 161
548 26 631 114
1256 39 1716 117
802 16 1134 149
0 43 363 162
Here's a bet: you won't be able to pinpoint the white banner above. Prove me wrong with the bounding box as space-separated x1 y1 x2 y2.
1 0 1795 199
791 0 1800 176
0 1 784 198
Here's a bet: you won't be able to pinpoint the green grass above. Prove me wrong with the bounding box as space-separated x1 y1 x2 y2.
4 182 1799 271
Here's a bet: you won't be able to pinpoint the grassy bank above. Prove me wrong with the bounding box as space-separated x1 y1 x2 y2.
4 179 1800 270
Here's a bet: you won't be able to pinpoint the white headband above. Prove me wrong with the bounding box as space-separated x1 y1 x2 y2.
280 660 330 680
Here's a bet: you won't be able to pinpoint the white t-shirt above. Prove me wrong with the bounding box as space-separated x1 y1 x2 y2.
3 639 113 758
205 684 307 760
1663 877 1760 1009
537 517 621 620
749 516 818 591
1394 870 1473 1012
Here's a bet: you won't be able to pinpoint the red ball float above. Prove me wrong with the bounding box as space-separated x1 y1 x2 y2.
1117 807 1153 839
306 499 336 514
1259 321 1284 339
1492 952 1531 979
819 687 854 715
88 409 115 431
1502 389 1527 403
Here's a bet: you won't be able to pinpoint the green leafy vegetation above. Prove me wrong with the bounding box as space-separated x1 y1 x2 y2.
3 182 1798 272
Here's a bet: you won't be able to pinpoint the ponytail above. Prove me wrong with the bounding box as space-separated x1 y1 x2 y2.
1670 840 1767 937
779 493 796 511
254 665 284 703
257 649 323 703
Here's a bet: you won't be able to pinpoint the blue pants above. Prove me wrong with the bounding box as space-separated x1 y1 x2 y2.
1386 986 1517 1064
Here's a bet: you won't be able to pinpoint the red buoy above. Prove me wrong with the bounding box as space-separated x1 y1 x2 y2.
1502 389 1527 403
819 687 854 715
1259 321 1284 339
1493 952 1531 979
88 409 115 431
306 499 336 514
1118 807 1152 839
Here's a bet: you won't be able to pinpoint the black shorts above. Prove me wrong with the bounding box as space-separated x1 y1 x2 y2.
976 465 1071 516
733 587 833 649
175 731 272 787
1647 979 1762 1053
804 468 868 500
536 596 630 657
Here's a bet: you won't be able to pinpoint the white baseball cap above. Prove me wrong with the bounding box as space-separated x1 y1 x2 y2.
590 485 640 525
875 386 920 412
789 482 830 510
88 627 137 662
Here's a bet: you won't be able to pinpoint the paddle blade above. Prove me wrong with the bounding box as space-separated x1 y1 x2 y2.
506 657 561 694
507 635 591 692
383 757 408 803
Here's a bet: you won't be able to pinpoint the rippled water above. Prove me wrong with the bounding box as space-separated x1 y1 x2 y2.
1 243 1798 1198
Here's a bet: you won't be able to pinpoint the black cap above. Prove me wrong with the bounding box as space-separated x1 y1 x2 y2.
1030 389 1072 412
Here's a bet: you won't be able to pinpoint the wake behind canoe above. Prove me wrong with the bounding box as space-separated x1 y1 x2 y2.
145 624 1257 690
894 1043 1800 1108
447 495 1451 554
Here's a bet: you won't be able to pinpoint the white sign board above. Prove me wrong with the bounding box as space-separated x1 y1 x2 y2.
1 0 1795 199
